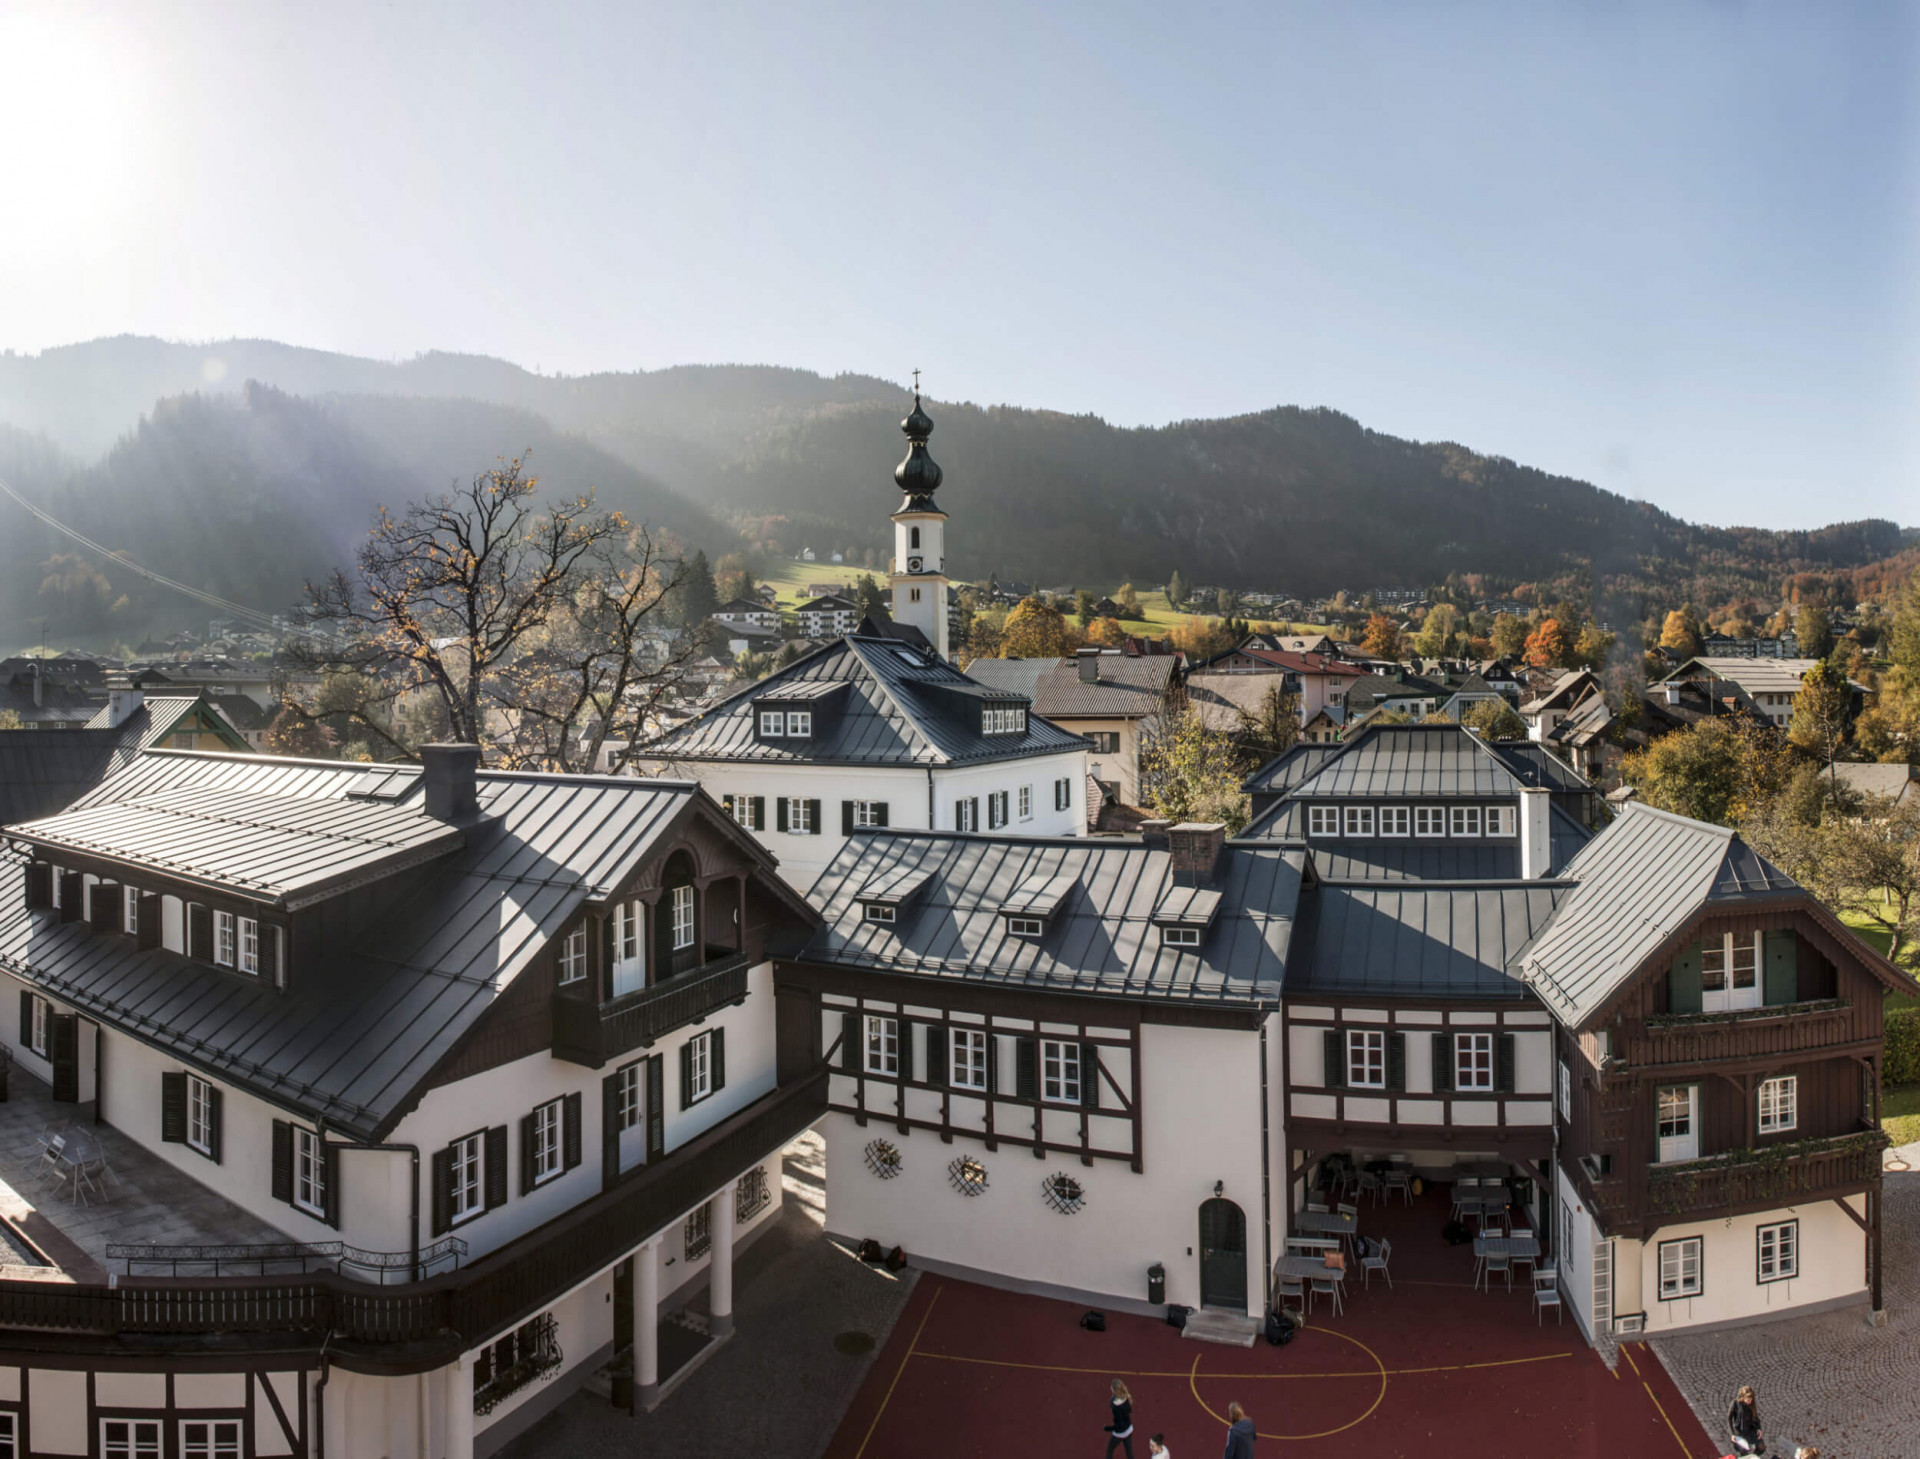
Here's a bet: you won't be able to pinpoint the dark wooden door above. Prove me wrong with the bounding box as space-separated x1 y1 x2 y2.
50 1014 78 1104
1198 1198 1247 1310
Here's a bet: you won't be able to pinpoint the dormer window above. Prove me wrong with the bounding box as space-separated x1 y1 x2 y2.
786 710 811 737
558 928 587 984
1486 805 1515 836
1381 806 1409 836
1415 806 1445 837
1343 806 1375 837
1163 926 1201 948
983 706 1027 736
214 911 237 968
1008 917 1044 939
1450 805 1483 837
1308 806 1337 837
865 904 897 924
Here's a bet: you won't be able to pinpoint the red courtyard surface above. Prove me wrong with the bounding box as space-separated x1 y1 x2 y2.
825 1191 1718 1459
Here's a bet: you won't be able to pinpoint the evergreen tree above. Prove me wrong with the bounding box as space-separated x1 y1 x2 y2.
678 550 720 628
1794 603 1834 658
1166 570 1188 609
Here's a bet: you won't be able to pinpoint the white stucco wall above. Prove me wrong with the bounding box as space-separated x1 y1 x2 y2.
1636 1198 1866 1334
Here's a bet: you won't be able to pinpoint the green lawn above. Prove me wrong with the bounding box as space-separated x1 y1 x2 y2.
753 557 869 609
1884 1084 1920 1148
1840 909 1920 1015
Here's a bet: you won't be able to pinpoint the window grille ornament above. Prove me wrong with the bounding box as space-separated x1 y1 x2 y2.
1040 1172 1085 1215
865 1139 903 1180
947 1155 990 1197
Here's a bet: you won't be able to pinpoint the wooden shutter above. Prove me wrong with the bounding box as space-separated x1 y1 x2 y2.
1081 1044 1100 1109
602 913 616 1001
271 1120 294 1204
1324 1029 1346 1089
563 1090 583 1171
955 799 965 829
322 1143 341 1229
17 991 29 1049
187 903 211 961
136 893 161 950
1015 1038 1038 1100
986 1032 999 1093
1763 930 1798 1006
841 1011 859 1071
680 1041 694 1107
88 881 118 933
874 802 889 827
751 797 765 830
1385 1032 1406 1092
1668 941 1703 1015
207 1086 223 1164
518 1112 537 1195
258 926 281 988
50 1015 77 1103
484 1126 508 1210
601 1072 622 1190
1432 1033 1454 1093
776 798 789 833
970 797 980 829
430 1148 454 1236
711 1029 726 1092
646 1056 665 1159
897 1022 912 1083
1495 1034 1516 1094
806 799 821 835
57 872 83 924
924 1025 947 1086
842 801 855 835
160 1071 187 1143
23 862 50 909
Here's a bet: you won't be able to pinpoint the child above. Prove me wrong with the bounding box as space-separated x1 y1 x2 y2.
1149 1437 1170 1459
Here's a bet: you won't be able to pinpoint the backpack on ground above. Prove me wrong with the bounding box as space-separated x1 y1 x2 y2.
1264 1311 1295 1347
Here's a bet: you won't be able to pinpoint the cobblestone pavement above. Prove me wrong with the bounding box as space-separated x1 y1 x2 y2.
1653 1147 1920 1459
499 1130 918 1459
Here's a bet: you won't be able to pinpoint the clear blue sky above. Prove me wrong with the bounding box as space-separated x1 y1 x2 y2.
3 1 1914 528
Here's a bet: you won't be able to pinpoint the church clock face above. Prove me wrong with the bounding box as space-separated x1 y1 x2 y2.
908 556 923 573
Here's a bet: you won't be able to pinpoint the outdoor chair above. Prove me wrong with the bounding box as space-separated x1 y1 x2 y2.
1384 1169 1412 1205
1532 1272 1563 1325
1336 1201 1358 1220
1354 1169 1383 1204
1309 1273 1343 1317
1307 1200 1329 1214
1278 1277 1305 1309
1360 1237 1392 1290
1481 1253 1512 1292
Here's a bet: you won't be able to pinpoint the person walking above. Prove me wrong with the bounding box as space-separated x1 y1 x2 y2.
1103 1378 1136 1459
1727 1385 1764 1455
1148 1436 1171 1459
1221 1401 1256 1459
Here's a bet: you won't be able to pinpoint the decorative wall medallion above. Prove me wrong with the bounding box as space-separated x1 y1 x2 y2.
1041 1172 1085 1215
864 1139 903 1180
947 1155 990 1197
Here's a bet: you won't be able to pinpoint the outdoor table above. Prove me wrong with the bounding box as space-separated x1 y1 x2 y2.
1472 1233 1540 1289
1295 1209 1357 1239
41 1128 105 1206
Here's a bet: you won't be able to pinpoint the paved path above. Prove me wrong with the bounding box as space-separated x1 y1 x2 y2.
499 1130 917 1459
1654 1158 1920 1458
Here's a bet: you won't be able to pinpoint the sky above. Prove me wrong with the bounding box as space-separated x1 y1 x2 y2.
1 0 1915 529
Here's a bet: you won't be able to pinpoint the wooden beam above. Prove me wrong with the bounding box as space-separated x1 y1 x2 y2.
1832 1193 1869 1233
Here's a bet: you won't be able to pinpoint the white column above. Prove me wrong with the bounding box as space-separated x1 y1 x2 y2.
634 1238 660 1409
710 1180 737 1338
443 1352 474 1459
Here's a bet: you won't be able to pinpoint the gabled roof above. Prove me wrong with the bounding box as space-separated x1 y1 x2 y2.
1830 763 1917 804
1284 722 1525 800
643 636 1085 768
0 696 242 827
1291 880 1571 1000
1667 657 1820 697
1519 668 1598 715
1490 740 1595 795
1244 741 1345 796
964 653 1176 720
796 593 859 612
796 832 1302 1006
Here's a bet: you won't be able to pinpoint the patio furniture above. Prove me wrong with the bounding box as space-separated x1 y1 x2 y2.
1278 1276 1305 1309
38 1130 106 1206
1480 1253 1511 1291
1360 1237 1393 1290
1336 1201 1358 1220
1532 1271 1563 1325
1307 1200 1329 1213
1353 1169 1383 1204
1309 1272 1343 1317
1472 1232 1539 1291
1383 1169 1412 1205
1295 1211 1355 1240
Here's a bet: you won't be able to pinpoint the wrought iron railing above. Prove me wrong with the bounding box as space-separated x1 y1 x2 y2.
106 1238 467 1282
473 1312 562 1415
552 949 751 1067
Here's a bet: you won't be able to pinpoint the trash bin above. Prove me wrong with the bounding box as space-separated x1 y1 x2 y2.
1147 1262 1165 1305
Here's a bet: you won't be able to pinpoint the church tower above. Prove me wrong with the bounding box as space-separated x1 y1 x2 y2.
888 380 951 659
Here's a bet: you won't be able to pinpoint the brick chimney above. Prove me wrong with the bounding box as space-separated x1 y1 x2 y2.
1169 822 1226 884
1139 818 1172 849
421 743 483 821
1077 648 1101 683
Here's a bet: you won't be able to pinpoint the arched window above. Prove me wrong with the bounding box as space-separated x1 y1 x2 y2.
910 526 921 549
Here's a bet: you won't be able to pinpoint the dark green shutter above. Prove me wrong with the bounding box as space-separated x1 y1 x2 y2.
1385 1032 1406 1092
1432 1033 1454 1092
57 872 82 924
518 1112 537 1195
1669 941 1703 1014
17 991 29 1049
160 1072 187 1143
842 801 855 835
986 1033 999 1094
1081 1044 1100 1108
431 1148 453 1236
806 799 821 835
776 798 789 833
751 796 765 829
23 862 50 909
88 882 118 933
955 799 965 829
484 1126 508 1210
271 1121 294 1204
50 1015 76 1103
1764 930 1798 1006
875 802 889 827
841 1011 859 1071
646 1055 665 1159
897 1022 911 1083
206 1086 223 1164
711 1029 726 1091
1324 1029 1346 1089
722 794 735 818
258 925 281 987
601 1072 621 1189
187 903 211 962
1015 1038 1038 1100
563 1091 582 1171
925 1025 948 1085
322 1144 341 1229
680 1041 694 1106
1495 1033 1516 1094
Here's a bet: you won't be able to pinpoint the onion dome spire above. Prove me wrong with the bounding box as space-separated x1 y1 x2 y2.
893 368 943 509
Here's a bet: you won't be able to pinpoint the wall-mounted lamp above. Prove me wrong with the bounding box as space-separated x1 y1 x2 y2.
1213 1180 1224 1198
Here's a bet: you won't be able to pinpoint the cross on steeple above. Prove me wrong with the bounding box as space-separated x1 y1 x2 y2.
912 367 921 400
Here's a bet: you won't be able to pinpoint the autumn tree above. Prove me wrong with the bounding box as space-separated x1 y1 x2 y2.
1489 614 1529 660
1823 796 1920 965
1623 718 1743 824
1794 603 1834 659
1001 596 1079 658
264 705 338 757
1461 697 1527 740
1117 583 1143 619
1575 623 1617 671
1412 604 1460 659
1788 659 1852 793
1086 616 1130 648
1523 618 1571 669
1360 613 1404 659
1658 608 1702 658
1166 571 1189 610
1138 702 1250 831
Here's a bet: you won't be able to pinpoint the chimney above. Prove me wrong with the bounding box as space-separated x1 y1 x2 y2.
105 673 144 729
1077 648 1101 683
1519 787 1553 879
31 662 41 709
1169 822 1226 884
1663 682 1682 706
1139 818 1172 850
420 743 483 822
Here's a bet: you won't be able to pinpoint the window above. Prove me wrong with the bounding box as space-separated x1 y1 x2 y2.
1557 1059 1571 1119
1162 925 1200 947
785 797 815 834
737 1165 771 1221
1656 1085 1698 1163
1344 805 1376 836
187 1074 215 1157
48 866 61 909
1486 805 1515 836
1757 1220 1798 1283
1450 805 1484 837
988 790 1009 829
1008 916 1044 938
864 1015 899 1076
1455 1033 1493 1091
213 909 237 967
910 526 921 549
670 885 695 951
615 1060 643 1164
950 1028 988 1090
27 995 47 1059
450 1131 484 1223
759 710 786 737
293 1126 327 1218
984 706 1028 736
685 1201 712 1259
786 710 812 737
956 798 979 832
1041 1040 1081 1103
909 587 922 602
558 927 586 984
865 903 896 924
1758 1076 1798 1134
686 1030 716 1102
1415 806 1446 837
1347 1029 1386 1089
101 1420 162 1459
613 899 642 971
1658 1236 1703 1299
1086 730 1119 753
853 800 886 829
179 1420 242 1459
531 1098 563 1185
1701 931 1761 1011
1054 778 1072 811
237 916 260 975
1308 806 1338 837
1380 805 1410 836
123 884 140 935
1018 785 1032 820
0 1413 13 1459
473 1313 561 1415
730 796 757 828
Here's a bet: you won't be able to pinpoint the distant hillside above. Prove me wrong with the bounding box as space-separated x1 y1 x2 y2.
0 336 1909 633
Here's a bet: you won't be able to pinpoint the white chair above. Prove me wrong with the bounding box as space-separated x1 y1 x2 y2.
1309 1273 1343 1317
1384 1168 1412 1205
1336 1201 1358 1220
1307 1200 1329 1214
1360 1237 1392 1290
1532 1272 1563 1325
1278 1276 1305 1309
1481 1253 1512 1292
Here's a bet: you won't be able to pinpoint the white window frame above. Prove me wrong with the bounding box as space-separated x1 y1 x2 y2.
100 1419 162 1459
186 1074 215 1157
1162 925 1200 947
614 899 642 964
1701 930 1761 1012
1380 805 1410 836
853 800 885 829
670 885 696 951
1450 805 1483 837
531 1097 564 1185
687 1030 715 1102
1343 805 1375 837
615 1061 642 1137
1346 1029 1386 1089
1007 916 1043 939
28 996 47 1059
956 798 979 832
950 1028 988 1090
123 884 140 935
1054 777 1072 811
1307 805 1338 837
758 710 785 737
179 1419 242 1459
988 790 1009 829
1455 1033 1493 1092
786 798 814 834
1658 1236 1703 1299
1415 805 1446 837
292 1126 327 1218
1486 805 1516 836
1757 1075 1797 1134
730 796 756 829
786 710 812 737
1656 1084 1698 1164
213 909 237 968
1018 785 1032 820
1040 1039 1081 1104
450 1131 484 1224
1757 1220 1798 1283
237 916 260 976
864 903 896 924
1557 1059 1571 1119
864 1015 899 1077
558 927 587 984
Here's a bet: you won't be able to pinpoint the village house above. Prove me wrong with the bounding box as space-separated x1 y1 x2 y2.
712 598 781 635
794 593 861 639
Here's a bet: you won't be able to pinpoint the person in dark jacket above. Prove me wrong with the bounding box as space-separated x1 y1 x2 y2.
1221 1401 1256 1459
1104 1378 1135 1459
1728 1385 1763 1455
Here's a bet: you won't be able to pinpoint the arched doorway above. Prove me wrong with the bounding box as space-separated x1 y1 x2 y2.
1198 1198 1247 1311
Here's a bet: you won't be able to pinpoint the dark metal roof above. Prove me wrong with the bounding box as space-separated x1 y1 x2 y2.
1244 742 1344 795
645 636 1086 768
1000 874 1077 919
1489 741 1595 795
1309 844 1523 881
1289 724 1525 799
965 654 1177 720
0 751 806 1139
0 697 226 828
796 832 1302 1006
1291 881 1571 1000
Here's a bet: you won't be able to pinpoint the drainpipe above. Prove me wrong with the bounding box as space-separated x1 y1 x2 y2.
313 1336 332 1459
926 767 935 829
1259 1012 1273 1314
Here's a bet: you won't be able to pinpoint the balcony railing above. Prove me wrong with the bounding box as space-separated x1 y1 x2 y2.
1646 1129 1887 1218
106 1237 467 1282
552 949 751 1068
1625 998 1855 1068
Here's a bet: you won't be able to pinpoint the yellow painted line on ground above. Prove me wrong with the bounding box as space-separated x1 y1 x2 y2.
1643 1379 1697 1458
910 1346 1573 1381
1188 1334 1389 1440
852 1285 942 1459
1620 1342 1642 1376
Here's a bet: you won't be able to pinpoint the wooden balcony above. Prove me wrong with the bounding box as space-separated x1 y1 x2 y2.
1622 998 1854 1069
1644 1129 1886 1225
552 948 751 1068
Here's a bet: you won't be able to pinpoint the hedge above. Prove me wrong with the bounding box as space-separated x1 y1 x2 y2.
1886 1008 1920 1087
